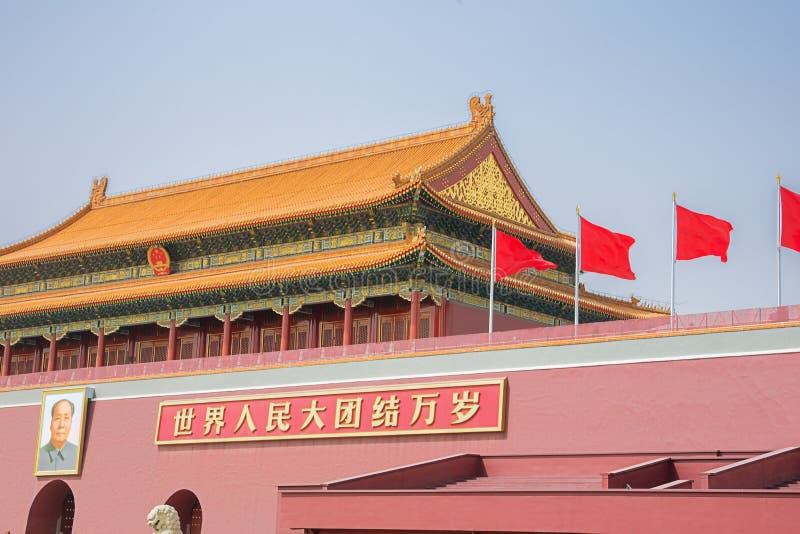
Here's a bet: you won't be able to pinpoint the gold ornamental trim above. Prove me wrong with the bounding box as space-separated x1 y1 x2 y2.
440 153 534 227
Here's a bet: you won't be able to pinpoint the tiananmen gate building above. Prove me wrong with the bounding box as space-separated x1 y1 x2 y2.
1 95 800 534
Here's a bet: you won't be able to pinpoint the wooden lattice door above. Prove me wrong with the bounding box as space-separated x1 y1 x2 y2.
189 498 202 534
58 492 74 534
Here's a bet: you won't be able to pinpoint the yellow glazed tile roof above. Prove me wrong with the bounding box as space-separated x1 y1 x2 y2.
0 122 478 267
0 95 574 268
0 240 421 318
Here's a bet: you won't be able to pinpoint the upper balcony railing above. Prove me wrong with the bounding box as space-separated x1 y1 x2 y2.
1 304 799 390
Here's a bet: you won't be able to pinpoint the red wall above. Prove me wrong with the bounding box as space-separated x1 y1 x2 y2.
446 300 541 335
3 350 800 533
279 490 800 534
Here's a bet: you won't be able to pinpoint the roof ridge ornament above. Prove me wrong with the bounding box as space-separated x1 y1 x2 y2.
469 93 494 127
392 167 424 189
90 176 108 207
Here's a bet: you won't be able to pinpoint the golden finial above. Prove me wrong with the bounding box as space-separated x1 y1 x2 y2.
672 192 676 202
777 173 781 185
90 176 108 207
575 205 580 215
469 93 494 126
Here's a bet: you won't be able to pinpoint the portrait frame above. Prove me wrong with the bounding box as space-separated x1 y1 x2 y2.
34 387 92 476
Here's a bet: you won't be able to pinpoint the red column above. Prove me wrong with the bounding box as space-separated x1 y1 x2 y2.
78 335 88 368
166 319 177 361
251 321 261 354
280 305 290 351
369 310 378 343
437 297 447 337
47 333 57 372
195 327 205 359
409 290 420 341
221 313 232 357
126 333 136 365
95 327 106 367
308 317 318 349
342 298 353 346
1 338 10 376
33 346 42 374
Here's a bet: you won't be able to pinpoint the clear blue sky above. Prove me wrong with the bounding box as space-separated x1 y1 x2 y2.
1 1 798 314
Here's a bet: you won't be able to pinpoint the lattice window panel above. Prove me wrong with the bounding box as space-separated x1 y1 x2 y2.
261 328 281 353
57 350 80 371
419 312 432 339
179 337 194 360
10 353 34 375
109 345 128 366
138 340 169 363
230 331 250 355
262 325 309 351
138 345 153 364
295 326 308 350
320 322 344 348
154 344 168 362
89 344 129 367
353 318 370 345
207 334 221 358
40 349 80 371
319 319 369 347
379 311 432 342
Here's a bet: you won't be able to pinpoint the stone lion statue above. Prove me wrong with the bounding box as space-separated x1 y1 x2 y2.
146 504 182 534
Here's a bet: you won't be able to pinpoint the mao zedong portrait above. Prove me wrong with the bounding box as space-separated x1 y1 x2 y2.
38 398 79 472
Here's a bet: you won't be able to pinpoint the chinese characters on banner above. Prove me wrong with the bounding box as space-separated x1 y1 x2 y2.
155 379 506 445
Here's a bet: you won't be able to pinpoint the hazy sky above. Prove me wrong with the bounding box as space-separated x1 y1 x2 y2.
1 1 798 314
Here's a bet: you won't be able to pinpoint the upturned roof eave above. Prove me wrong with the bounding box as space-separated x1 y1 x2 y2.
0 184 424 270
0 240 425 320
426 244 665 320
420 186 575 251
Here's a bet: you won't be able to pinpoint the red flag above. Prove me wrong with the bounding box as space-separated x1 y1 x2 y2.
495 229 556 280
781 186 800 253
676 205 733 262
579 216 636 280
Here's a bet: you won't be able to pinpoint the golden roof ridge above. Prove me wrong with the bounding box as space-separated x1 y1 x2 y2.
98 93 496 208
98 122 478 209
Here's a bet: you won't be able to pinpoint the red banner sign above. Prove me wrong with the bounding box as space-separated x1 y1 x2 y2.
155 379 506 445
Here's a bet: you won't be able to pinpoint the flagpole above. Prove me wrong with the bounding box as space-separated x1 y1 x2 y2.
671 192 676 318
777 174 782 307
574 206 580 326
489 220 496 341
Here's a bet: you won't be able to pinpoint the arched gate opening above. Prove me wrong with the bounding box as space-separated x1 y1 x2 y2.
165 489 202 534
26 480 74 534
